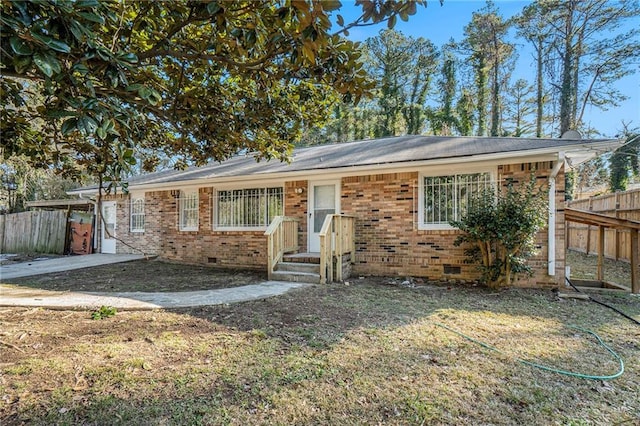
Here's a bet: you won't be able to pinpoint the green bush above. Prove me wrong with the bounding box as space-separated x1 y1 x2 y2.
451 174 548 288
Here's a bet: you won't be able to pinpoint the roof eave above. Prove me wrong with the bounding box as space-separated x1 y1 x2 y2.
111 146 576 192
67 139 622 196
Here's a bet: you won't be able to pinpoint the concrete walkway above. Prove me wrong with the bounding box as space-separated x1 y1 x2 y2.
0 281 311 310
0 253 147 280
0 253 312 309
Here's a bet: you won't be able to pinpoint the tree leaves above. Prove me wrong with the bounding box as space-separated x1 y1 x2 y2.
206 1 222 15
323 0 342 12
30 31 71 53
9 37 33 55
61 118 78 135
78 116 98 135
1 0 427 191
32 52 61 77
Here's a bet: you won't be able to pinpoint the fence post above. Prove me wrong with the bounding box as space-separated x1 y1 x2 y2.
0 214 5 254
615 192 620 261
597 226 605 282
64 205 72 255
631 228 638 294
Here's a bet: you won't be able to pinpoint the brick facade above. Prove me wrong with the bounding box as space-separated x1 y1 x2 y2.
110 188 271 270
342 162 564 288
105 161 565 288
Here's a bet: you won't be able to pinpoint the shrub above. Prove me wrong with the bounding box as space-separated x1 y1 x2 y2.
451 174 548 288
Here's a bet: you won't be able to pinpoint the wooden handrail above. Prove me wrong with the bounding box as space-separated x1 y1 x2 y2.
264 216 300 279
319 214 356 284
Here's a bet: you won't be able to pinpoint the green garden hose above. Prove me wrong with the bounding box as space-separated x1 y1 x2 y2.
434 322 625 380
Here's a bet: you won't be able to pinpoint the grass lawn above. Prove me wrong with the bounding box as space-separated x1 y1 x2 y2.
566 249 633 287
1 275 639 425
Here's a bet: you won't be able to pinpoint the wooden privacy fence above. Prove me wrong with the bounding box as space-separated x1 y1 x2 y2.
566 188 640 262
0 210 67 254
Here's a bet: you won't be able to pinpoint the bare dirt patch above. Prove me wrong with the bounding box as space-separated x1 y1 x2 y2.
566 249 632 286
3 259 266 292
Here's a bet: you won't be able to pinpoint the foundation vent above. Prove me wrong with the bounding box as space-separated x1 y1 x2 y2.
443 265 461 275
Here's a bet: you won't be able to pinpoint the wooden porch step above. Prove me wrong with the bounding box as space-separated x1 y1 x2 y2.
271 270 320 284
283 252 320 264
276 261 320 274
271 258 321 284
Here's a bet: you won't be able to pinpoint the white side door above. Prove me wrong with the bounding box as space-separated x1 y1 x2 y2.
308 181 340 252
101 201 117 254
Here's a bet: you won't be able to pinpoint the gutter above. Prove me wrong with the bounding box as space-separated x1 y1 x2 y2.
548 152 565 276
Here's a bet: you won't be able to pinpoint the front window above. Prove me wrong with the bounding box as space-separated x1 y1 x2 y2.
215 187 283 229
130 197 145 232
179 190 199 231
421 172 493 228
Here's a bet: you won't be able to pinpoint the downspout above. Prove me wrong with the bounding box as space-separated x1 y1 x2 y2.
548 152 565 276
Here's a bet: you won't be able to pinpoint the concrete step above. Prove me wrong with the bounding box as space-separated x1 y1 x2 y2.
276 261 320 274
271 270 320 284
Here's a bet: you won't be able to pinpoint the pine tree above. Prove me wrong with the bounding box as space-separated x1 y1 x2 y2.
463 1 514 137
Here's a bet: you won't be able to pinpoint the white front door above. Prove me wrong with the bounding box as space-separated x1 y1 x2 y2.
101 201 117 254
308 181 340 252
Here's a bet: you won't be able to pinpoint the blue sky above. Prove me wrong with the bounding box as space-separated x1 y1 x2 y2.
338 0 639 138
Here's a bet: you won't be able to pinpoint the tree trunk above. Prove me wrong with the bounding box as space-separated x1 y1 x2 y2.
571 26 584 129
535 37 544 138
559 2 574 135
490 33 500 137
476 56 487 136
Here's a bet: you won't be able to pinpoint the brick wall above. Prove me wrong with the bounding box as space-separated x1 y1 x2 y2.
110 186 303 271
285 180 308 251
497 162 565 288
154 187 266 269
109 191 164 256
107 160 565 288
341 162 564 288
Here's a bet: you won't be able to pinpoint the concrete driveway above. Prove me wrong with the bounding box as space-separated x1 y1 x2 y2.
0 253 147 280
0 253 311 309
0 281 311 310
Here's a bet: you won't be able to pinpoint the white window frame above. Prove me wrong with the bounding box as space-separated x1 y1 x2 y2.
179 190 199 231
213 185 284 231
418 166 496 230
130 195 145 233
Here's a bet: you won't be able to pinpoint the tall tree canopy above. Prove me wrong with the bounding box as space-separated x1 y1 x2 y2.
609 130 640 192
540 0 640 135
1 0 426 184
302 28 438 144
462 0 514 137
514 1 552 138
365 29 438 136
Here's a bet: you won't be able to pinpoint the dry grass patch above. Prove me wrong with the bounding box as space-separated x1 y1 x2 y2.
1 279 639 425
3 258 266 292
567 249 632 286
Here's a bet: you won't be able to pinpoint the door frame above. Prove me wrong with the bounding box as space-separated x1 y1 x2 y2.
101 200 117 254
308 179 341 252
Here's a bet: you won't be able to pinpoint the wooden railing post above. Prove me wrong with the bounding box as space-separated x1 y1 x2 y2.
265 216 299 280
318 214 356 284
319 232 327 284
335 216 342 282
